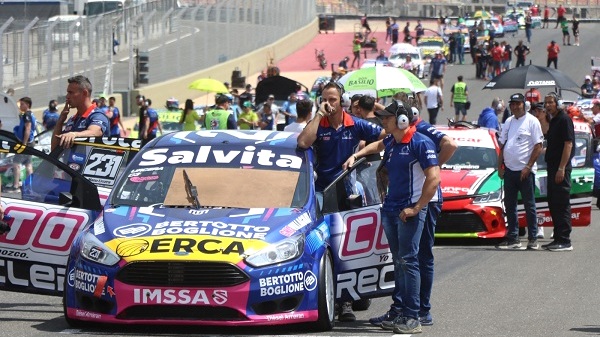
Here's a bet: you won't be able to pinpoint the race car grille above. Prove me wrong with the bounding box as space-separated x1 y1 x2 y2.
117 305 247 321
436 211 486 233
116 262 249 287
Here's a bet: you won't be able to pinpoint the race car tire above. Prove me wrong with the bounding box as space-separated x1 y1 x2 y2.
313 249 335 331
352 298 372 311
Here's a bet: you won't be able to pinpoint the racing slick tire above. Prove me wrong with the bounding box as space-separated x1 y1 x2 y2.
352 298 372 311
313 249 335 331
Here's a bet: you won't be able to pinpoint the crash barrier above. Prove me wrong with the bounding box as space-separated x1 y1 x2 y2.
1 0 316 114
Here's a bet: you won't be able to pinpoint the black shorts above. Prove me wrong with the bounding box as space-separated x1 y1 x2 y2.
543 17 549 23
562 30 570 36
13 154 31 165
431 74 443 80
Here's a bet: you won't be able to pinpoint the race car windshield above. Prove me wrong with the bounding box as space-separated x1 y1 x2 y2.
418 40 443 47
389 53 420 60
441 146 497 170
110 145 309 208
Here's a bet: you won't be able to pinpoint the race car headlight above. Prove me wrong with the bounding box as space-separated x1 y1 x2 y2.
245 235 304 268
81 232 120 266
473 189 502 204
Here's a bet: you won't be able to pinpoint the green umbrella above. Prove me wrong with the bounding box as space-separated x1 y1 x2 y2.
338 67 427 98
188 78 229 93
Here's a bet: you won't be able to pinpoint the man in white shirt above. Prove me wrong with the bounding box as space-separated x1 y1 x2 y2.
497 93 544 250
284 98 311 132
423 78 443 124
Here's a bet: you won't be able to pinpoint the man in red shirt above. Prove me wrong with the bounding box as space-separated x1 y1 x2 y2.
490 42 504 77
555 4 566 28
525 88 541 103
543 5 551 29
547 40 560 69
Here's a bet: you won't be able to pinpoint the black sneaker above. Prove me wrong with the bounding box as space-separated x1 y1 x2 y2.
3 186 20 193
419 312 433 326
394 317 422 334
381 316 404 331
546 242 573 252
527 239 539 250
369 310 399 327
496 239 522 249
541 241 557 250
337 301 356 322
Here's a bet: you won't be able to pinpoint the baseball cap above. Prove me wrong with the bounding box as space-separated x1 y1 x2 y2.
533 102 545 110
215 94 230 104
268 94 275 99
243 101 252 108
585 75 592 81
375 101 409 118
509 93 525 103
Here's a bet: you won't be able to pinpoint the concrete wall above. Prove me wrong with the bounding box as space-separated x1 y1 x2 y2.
131 17 319 113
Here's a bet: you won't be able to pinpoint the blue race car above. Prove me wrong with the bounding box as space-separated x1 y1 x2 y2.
38 130 390 330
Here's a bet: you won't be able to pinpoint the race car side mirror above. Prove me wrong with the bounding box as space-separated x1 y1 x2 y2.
59 192 74 207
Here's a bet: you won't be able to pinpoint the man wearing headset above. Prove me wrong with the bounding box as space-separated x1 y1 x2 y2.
297 81 384 322
346 100 440 334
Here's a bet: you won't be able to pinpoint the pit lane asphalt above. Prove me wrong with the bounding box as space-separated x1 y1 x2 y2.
2 21 600 337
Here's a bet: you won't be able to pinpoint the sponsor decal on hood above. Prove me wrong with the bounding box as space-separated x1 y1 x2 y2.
440 169 495 198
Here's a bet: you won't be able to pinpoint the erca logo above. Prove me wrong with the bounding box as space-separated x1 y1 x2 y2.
304 270 317 291
113 224 153 238
116 239 150 257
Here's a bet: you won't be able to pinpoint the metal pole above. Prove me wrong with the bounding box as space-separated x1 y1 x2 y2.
129 12 144 91
23 17 39 96
160 8 174 83
191 6 200 67
68 18 82 78
46 19 60 100
0 18 14 91
89 16 104 87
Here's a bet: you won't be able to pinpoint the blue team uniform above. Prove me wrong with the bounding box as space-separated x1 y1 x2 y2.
381 127 439 212
314 111 382 191
62 104 109 136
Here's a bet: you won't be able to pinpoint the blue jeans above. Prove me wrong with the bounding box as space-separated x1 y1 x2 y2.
503 168 537 240
419 202 441 317
381 207 426 319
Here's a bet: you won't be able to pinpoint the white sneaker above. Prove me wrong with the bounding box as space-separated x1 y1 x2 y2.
537 227 545 239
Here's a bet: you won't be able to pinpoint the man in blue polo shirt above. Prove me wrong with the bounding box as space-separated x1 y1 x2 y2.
52 75 110 151
297 81 384 322
297 81 384 192
347 101 440 334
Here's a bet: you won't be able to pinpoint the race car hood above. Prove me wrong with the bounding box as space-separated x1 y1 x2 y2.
440 168 500 199
95 206 312 263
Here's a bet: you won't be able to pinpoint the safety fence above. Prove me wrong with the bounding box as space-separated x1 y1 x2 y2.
316 0 600 18
1 0 315 103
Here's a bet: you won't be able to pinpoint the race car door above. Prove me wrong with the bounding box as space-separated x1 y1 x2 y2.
0 133 140 296
321 159 392 304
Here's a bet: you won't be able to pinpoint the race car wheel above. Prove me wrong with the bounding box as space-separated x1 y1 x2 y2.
352 298 372 311
313 250 335 331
